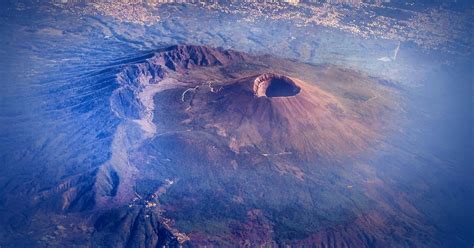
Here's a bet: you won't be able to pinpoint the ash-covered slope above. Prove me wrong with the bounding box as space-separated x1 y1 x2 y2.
182 72 375 160
1 45 437 247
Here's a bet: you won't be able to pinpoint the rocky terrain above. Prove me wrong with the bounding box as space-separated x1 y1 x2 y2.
1 44 433 247
0 1 472 247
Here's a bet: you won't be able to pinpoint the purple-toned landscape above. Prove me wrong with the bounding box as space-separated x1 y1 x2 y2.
0 1 472 247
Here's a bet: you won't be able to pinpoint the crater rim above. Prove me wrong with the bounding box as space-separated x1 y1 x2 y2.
253 73 301 98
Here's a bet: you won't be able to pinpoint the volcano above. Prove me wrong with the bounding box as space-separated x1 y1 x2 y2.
176 72 375 160
6 45 431 248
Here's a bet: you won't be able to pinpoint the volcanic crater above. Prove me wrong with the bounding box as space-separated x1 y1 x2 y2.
253 73 301 97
